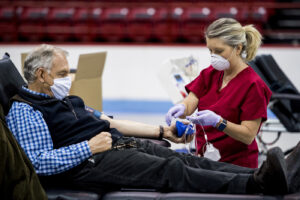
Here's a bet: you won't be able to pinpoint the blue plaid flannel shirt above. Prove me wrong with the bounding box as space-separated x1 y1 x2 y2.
6 87 92 175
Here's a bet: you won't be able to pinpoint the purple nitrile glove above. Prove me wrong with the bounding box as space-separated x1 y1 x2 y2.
165 104 186 126
186 110 221 127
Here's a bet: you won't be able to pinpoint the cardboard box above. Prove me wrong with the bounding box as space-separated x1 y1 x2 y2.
69 52 106 111
21 51 106 111
21 53 27 74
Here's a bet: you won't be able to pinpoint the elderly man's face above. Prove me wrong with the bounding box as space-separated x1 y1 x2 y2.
36 52 70 97
47 53 70 84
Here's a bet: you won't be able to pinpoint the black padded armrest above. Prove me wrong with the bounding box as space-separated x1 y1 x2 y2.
102 191 285 200
271 93 300 101
46 188 100 200
271 93 300 113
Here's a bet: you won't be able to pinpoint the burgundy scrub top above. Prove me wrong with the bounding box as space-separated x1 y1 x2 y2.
185 65 272 168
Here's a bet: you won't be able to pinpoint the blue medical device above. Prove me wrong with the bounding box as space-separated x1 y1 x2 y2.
176 121 194 137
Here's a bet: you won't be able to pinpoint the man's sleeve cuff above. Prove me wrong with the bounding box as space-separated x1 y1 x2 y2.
80 140 93 158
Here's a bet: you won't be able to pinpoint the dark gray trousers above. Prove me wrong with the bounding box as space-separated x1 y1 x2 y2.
40 138 255 194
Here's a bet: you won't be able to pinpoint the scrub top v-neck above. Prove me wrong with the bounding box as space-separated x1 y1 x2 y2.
186 65 272 168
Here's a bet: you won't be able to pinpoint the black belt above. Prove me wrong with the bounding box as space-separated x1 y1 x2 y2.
112 137 138 150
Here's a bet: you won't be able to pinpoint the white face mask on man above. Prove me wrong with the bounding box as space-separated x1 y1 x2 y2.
50 76 72 100
210 47 236 71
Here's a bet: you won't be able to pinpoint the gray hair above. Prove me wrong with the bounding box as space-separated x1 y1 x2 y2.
24 44 68 83
205 18 262 61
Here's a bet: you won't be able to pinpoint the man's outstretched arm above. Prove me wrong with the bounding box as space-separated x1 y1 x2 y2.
100 114 191 143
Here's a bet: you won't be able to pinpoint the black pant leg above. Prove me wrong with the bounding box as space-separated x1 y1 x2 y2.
138 139 255 174
68 147 250 194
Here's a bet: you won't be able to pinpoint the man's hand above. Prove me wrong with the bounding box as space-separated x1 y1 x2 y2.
88 132 112 154
163 124 194 143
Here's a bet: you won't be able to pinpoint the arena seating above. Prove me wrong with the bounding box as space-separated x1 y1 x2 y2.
0 0 299 44
100 7 128 42
0 7 17 42
153 7 181 43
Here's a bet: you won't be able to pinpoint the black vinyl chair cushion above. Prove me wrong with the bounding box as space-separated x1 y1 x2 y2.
0 53 25 115
249 54 300 132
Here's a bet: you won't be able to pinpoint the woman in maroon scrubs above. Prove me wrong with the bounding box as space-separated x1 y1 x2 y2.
165 18 272 168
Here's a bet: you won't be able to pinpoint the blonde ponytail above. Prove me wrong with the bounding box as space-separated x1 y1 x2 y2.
243 25 262 61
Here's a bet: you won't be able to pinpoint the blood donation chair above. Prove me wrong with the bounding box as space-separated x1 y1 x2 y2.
249 54 300 154
249 54 300 132
1 54 300 200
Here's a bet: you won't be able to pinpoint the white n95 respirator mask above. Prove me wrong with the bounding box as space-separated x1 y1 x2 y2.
211 47 236 71
50 76 72 100
210 54 230 71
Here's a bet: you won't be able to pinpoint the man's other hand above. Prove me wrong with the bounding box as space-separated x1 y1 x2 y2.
88 132 112 154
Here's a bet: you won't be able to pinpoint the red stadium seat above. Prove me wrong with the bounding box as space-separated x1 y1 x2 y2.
250 6 270 23
153 7 181 43
182 7 212 21
72 8 94 42
18 24 46 42
0 22 17 42
74 8 90 22
0 7 15 21
45 23 74 42
99 7 128 42
73 23 93 42
211 7 240 20
238 6 270 23
21 7 49 21
17 7 49 42
103 7 128 20
90 7 103 21
0 7 17 42
48 7 75 21
181 7 212 43
127 7 156 42
82 7 103 41
46 7 76 41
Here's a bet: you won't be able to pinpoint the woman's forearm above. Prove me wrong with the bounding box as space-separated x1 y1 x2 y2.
222 118 261 145
182 92 199 117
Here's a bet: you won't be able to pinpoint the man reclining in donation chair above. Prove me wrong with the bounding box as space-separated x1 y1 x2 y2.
6 44 300 195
